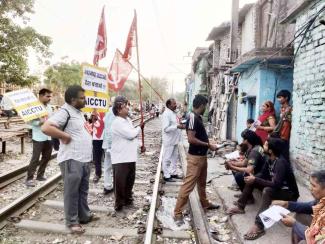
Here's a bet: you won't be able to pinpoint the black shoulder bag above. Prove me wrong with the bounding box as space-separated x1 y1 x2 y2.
52 108 71 151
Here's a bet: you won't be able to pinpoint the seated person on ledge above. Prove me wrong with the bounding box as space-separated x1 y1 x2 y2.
227 137 300 241
226 130 266 203
273 170 325 244
227 142 248 191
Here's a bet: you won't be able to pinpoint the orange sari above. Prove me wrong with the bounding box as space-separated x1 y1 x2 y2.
305 197 325 244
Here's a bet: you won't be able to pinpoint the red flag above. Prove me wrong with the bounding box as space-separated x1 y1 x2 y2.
122 14 136 60
107 49 133 92
93 6 107 65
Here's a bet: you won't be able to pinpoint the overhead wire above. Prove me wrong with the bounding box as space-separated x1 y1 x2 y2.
233 3 325 73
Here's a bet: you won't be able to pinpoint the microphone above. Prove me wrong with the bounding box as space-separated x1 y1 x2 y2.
320 20 325 25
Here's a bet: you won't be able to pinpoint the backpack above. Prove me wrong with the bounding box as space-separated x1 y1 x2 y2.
52 108 70 151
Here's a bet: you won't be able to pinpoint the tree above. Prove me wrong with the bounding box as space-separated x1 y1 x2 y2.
43 61 82 92
0 0 52 86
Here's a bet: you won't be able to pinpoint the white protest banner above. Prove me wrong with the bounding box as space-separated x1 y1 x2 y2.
81 64 108 94
81 63 109 112
4 89 48 122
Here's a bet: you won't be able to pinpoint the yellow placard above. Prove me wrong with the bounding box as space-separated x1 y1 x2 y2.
4 89 48 122
80 63 109 113
82 90 109 113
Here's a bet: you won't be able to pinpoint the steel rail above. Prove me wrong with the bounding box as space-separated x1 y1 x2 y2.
0 113 151 189
144 145 163 244
178 142 213 244
0 172 61 229
0 153 57 189
144 138 213 243
0 114 156 231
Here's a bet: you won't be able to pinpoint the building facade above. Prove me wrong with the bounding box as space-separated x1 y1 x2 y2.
282 0 325 183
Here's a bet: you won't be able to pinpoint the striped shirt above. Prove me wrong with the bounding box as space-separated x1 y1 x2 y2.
48 103 93 163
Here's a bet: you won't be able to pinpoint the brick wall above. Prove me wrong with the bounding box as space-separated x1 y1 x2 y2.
291 0 325 184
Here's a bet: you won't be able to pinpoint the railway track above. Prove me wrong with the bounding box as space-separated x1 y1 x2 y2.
0 116 217 244
0 114 151 190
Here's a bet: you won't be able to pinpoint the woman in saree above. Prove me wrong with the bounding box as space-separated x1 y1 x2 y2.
254 101 276 143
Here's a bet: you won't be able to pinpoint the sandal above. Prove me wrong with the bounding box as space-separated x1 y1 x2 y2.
226 206 245 215
68 224 85 234
227 207 245 216
244 228 265 240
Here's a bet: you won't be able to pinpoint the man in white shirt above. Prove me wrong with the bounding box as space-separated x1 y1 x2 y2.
162 98 185 182
111 96 145 211
0 90 14 129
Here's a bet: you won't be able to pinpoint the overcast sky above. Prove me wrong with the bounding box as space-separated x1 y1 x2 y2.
29 0 256 93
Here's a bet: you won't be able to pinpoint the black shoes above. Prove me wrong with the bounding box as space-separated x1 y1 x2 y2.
174 215 185 227
163 177 176 182
171 174 183 180
103 188 113 195
206 203 221 210
36 176 47 181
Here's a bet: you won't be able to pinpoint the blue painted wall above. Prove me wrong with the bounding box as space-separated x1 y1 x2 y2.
236 65 260 141
236 64 293 141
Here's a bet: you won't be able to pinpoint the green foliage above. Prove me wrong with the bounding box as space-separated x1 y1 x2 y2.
43 61 82 91
0 0 52 86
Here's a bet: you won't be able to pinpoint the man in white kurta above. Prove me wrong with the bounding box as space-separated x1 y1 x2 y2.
162 98 184 181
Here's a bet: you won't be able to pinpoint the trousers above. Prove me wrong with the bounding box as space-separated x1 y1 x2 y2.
103 150 113 190
59 160 91 226
27 140 53 180
92 140 103 177
113 162 135 210
237 183 297 229
174 154 209 217
162 145 178 178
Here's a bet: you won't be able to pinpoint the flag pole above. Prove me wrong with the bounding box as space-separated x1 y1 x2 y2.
123 58 164 102
134 9 145 151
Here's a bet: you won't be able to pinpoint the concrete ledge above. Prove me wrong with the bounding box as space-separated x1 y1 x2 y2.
162 229 192 239
15 219 138 237
42 200 114 213
208 156 313 244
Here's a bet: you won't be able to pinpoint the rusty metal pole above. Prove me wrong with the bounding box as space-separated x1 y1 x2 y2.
134 10 145 151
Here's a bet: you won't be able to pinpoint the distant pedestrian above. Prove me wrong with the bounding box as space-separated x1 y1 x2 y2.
42 85 98 234
161 98 184 182
102 107 115 194
111 96 145 212
155 106 160 117
91 111 105 183
174 94 220 226
0 90 14 129
25 88 53 187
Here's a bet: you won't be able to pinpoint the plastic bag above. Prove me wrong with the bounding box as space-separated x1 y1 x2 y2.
156 197 190 231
